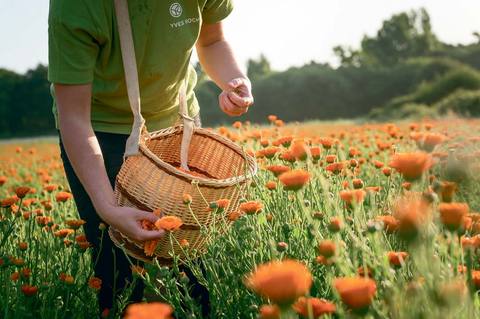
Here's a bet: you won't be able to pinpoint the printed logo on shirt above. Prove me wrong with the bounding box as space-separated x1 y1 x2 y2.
170 16 200 29
169 3 182 17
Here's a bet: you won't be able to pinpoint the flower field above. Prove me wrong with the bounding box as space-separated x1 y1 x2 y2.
1 117 480 319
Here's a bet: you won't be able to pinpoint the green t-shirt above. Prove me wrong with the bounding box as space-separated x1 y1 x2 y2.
48 0 233 134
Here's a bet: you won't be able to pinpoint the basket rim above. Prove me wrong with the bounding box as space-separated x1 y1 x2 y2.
138 125 258 187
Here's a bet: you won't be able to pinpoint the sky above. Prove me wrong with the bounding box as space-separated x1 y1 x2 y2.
0 0 479 74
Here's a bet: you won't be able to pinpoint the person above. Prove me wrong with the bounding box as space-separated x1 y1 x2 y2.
47 0 253 316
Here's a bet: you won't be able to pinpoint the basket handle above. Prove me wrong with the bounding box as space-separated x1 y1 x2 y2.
114 0 195 165
178 81 195 171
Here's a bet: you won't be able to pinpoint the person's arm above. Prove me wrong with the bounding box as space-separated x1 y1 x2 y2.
196 22 254 116
55 83 164 242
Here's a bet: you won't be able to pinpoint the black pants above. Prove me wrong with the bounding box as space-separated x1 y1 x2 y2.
58 126 209 317
59 131 141 314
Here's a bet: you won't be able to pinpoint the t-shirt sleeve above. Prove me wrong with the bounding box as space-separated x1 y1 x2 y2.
202 0 234 24
48 4 99 84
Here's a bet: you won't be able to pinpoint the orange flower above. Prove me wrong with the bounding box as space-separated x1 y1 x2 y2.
325 155 336 163
373 160 384 169
333 277 377 310
228 210 242 221
144 240 159 257
65 219 86 230
318 240 336 258
21 267 31 279
278 169 311 191
267 115 278 123
216 198 230 209
325 162 344 175
179 238 189 248
0 175 7 186
155 216 183 231
382 167 392 176
262 147 281 159
420 132 447 152
88 277 102 291
365 186 381 193
124 302 174 319
472 271 480 290
320 138 334 149
36 216 52 226
11 271 20 282
389 152 433 181
393 195 431 239
276 136 294 147
349 147 361 157
387 251 408 267
292 297 336 318
1 196 18 207
232 121 242 129
21 284 38 296
54 229 75 238
15 186 31 199
402 182 412 190
55 191 73 202
239 201 263 214
22 198 36 207
41 200 53 211
44 184 58 193
18 242 28 251
59 273 75 285
78 241 92 250
265 181 277 190
266 165 291 177
260 139 270 147
259 304 280 319
290 140 309 161
436 181 457 202
182 193 192 204
310 147 321 160
244 259 312 305
357 266 374 278
328 217 343 232
352 179 364 189
280 151 296 163
339 189 366 206
461 236 480 251
439 202 469 231
75 234 88 243
315 255 334 266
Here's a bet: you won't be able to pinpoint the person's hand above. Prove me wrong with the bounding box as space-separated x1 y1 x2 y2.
100 205 165 242
219 77 254 116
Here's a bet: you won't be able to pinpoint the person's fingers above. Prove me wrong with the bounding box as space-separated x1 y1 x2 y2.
219 93 242 116
228 78 250 90
228 90 253 107
136 210 159 224
137 228 166 241
228 78 245 89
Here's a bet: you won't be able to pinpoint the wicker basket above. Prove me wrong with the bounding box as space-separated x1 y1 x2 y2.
108 0 257 264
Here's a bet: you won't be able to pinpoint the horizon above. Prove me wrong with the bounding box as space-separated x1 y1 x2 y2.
0 0 479 74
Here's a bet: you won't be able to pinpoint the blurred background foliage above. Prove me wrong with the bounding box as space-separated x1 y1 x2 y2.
1 8 479 137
